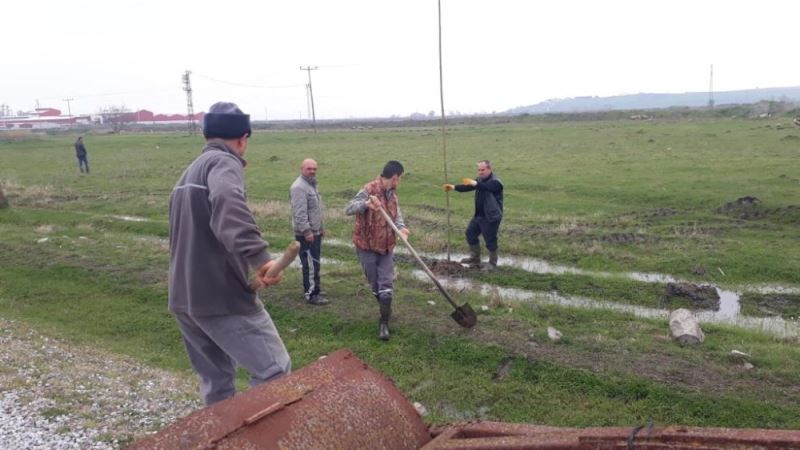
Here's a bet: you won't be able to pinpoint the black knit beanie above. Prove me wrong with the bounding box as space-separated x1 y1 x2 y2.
203 102 252 139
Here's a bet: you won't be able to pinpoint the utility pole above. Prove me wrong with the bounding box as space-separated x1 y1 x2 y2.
182 70 197 135
62 98 74 117
708 64 715 109
305 83 312 121
300 66 318 132
438 0 453 261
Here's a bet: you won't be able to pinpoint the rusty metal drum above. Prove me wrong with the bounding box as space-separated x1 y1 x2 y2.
131 348 430 450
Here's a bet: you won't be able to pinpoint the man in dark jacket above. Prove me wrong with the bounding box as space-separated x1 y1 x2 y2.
168 102 291 405
444 159 504 268
74 136 89 173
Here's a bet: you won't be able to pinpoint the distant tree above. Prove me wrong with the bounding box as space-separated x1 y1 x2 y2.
98 105 132 133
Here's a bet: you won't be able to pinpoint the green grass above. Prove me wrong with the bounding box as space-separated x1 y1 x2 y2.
1 116 799 430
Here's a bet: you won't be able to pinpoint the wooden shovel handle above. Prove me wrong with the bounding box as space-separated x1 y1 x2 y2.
250 241 301 290
266 241 301 277
376 205 460 310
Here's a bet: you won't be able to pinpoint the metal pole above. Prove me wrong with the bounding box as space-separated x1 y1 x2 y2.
300 66 318 133
62 98 74 118
438 0 452 261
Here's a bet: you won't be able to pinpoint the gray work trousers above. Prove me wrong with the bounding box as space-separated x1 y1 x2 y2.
357 248 395 305
174 307 291 405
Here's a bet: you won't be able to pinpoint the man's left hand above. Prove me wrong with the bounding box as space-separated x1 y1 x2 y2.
399 228 411 240
462 178 477 187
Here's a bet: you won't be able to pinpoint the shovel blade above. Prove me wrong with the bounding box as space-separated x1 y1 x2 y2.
450 303 477 328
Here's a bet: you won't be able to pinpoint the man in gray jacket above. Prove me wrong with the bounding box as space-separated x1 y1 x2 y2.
168 102 291 405
290 158 328 305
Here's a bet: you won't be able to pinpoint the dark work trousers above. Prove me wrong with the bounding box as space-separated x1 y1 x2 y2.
174 308 291 406
356 248 395 306
296 234 322 299
77 155 89 173
465 216 501 251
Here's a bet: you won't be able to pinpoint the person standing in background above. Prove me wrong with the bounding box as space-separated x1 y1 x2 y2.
74 136 89 173
290 158 328 305
444 160 504 268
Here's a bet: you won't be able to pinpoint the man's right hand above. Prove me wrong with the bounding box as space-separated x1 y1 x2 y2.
304 231 315 244
367 195 381 211
257 259 284 288
443 184 455 192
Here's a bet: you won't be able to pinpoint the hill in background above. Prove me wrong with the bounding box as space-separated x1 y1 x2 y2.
506 86 800 115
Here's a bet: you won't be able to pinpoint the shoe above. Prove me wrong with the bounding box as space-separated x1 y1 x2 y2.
307 294 330 305
488 250 498 268
378 303 391 340
379 322 390 341
460 244 481 265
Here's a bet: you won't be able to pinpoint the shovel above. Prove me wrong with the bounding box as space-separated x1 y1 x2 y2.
376 204 477 328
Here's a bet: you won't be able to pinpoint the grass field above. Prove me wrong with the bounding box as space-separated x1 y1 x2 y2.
1 116 799 430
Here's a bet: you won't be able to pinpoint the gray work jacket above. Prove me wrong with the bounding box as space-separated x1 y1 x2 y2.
168 141 271 316
290 175 324 236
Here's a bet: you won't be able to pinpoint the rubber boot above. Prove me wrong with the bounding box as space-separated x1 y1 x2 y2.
379 303 391 341
460 244 481 267
488 250 498 268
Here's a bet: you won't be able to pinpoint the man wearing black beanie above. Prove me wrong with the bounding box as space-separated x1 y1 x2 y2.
168 102 291 405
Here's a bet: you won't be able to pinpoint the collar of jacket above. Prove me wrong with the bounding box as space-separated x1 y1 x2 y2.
202 141 247 167
370 176 396 198
301 175 317 187
479 171 494 182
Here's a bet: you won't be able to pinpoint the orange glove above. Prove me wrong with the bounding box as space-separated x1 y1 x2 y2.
462 178 477 186
443 184 455 192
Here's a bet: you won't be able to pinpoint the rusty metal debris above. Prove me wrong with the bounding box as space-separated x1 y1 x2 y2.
132 349 800 449
130 349 430 450
425 421 800 449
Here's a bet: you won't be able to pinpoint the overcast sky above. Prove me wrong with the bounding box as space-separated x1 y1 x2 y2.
4 0 799 120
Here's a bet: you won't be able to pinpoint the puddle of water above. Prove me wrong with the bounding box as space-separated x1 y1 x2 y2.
110 215 149 222
325 236 798 329
743 285 800 295
715 288 741 318
410 270 799 340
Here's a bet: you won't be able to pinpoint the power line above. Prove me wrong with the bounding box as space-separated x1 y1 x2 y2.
194 73 302 89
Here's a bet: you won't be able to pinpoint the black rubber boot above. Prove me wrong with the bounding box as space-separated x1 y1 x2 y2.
460 244 481 267
379 303 391 341
488 250 498 268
